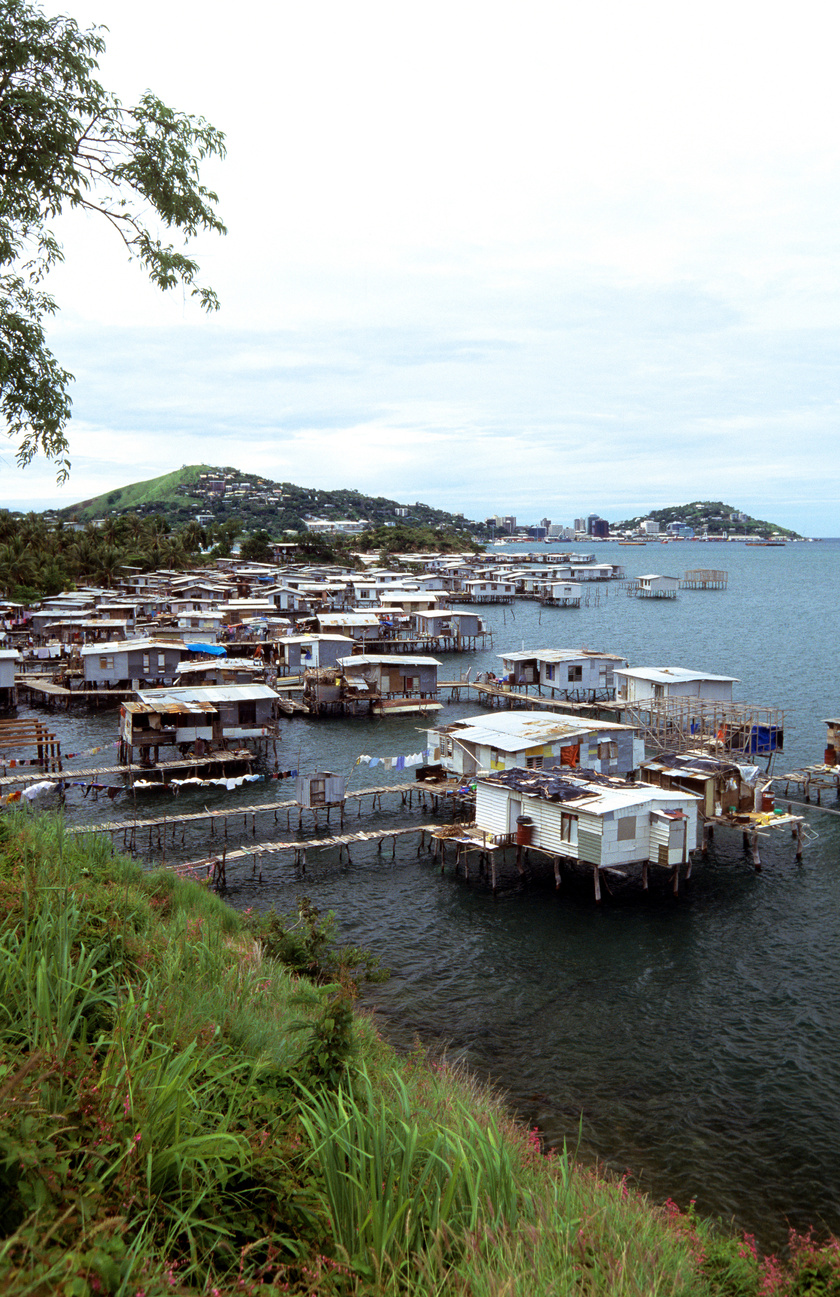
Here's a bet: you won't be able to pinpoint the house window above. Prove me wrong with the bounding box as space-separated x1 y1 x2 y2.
561 813 575 842
525 755 543 769
99 655 114 671
142 654 150 673
439 734 453 758
568 665 582 683
545 664 555 681
157 653 166 670
617 816 636 842
238 700 257 726
599 742 618 761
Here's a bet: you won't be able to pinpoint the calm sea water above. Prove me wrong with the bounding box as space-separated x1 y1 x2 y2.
25 540 840 1248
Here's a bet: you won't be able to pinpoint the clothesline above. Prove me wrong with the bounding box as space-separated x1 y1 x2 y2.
355 752 443 767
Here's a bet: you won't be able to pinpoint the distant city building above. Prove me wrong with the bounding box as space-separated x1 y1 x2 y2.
305 519 369 535
540 517 551 531
586 514 602 535
486 514 516 534
641 519 659 535
591 519 609 539
574 517 586 533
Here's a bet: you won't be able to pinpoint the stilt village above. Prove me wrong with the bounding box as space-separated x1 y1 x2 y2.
0 545 829 903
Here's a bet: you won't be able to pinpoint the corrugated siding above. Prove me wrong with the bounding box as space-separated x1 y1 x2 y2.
650 818 670 851
528 801 560 853
578 828 602 864
577 813 602 864
475 785 509 838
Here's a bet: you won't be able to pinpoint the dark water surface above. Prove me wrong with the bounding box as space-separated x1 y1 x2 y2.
26 540 840 1248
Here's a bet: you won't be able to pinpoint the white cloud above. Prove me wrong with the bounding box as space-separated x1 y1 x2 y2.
5 0 840 533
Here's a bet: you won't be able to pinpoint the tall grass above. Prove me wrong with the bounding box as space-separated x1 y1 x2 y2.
2 809 839 1296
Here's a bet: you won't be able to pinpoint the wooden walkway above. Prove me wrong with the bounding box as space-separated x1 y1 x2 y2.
17 674 136 702
438 680 620 716
66 779 461 837
0 751 250 789
179 823 441 885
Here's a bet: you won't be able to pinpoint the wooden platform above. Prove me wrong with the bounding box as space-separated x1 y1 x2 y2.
179 823 441 885
17 675 135 705
773 765 840 804
0 717 63 772
0 750 251 789
67 779 463 836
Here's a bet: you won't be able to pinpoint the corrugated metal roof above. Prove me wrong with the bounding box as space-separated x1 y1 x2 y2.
482 767 700 813
136 684 279 704
499 648 626 663
80 638 188 655
338 655 442 667
124 700 217 715
438 709 634 750
614 666 739 683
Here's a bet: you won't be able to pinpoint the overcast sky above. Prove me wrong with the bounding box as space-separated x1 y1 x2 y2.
4 0 840 534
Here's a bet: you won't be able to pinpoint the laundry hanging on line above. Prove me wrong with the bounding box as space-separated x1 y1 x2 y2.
355 747 440 770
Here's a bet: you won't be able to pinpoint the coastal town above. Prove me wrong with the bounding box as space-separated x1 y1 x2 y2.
0 527 823 901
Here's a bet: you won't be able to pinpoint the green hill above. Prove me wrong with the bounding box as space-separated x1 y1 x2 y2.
611 500 801 539
57 465 484 536
59 465 216 521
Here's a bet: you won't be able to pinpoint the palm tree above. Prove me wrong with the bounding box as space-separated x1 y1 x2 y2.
94 546 123 588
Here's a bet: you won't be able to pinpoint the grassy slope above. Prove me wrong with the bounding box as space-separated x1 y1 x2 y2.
0 812 833 1296
61 465 216 521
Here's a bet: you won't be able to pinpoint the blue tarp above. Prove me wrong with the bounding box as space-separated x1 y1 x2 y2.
748 725 782 754
191 643 226 657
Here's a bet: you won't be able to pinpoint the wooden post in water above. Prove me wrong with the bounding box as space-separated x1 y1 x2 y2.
750 829 761 871
795 821 803 862
593 863 602 903
642 861 649 891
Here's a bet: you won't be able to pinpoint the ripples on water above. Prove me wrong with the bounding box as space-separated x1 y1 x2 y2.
24 540 840 1248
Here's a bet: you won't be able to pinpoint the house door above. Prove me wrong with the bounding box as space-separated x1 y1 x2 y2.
508 797 522 834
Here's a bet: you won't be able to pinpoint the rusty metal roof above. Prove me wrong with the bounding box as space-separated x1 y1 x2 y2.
123 700 217 715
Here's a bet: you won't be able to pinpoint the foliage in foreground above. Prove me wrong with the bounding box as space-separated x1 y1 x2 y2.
1 0 225 479
0 811 839 1295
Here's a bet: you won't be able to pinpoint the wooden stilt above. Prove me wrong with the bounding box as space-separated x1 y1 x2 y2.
750 830 761 871
795 821 803 862
553 857 561 889
642 861 649 891
593 864 601 903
